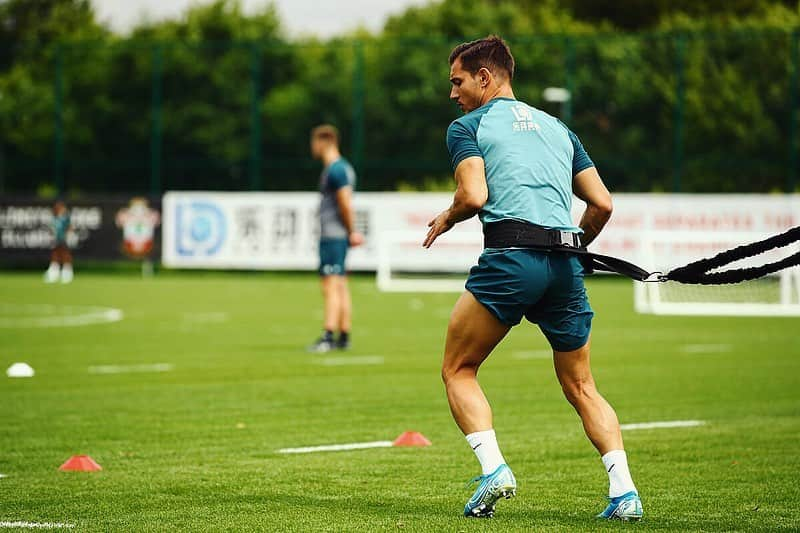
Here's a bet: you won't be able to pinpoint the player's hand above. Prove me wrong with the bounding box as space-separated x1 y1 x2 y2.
349 231 365 247
423 209 454 248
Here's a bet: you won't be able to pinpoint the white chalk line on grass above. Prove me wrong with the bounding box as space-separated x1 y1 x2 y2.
621 420 705 431
179 312 229 332
315 356 384 366
0 522 75 530
88 363 174 375
277 420 706 455
680 344 732 354
278 441 394 454
0 474 6 479
0 304 123 328
181 312 228 324
512 350 552 360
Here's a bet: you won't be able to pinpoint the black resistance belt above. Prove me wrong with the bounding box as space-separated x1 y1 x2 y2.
483 220 800 285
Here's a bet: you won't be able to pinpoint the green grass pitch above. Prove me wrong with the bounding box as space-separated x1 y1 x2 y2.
1 271 799 531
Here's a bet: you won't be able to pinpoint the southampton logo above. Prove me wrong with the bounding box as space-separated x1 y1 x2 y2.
511 104 541 132
115 197 160 259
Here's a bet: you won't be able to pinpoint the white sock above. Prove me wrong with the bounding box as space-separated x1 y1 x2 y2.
465 429 506 475
45 262 60 282
61 264 73 283
601 450 637 497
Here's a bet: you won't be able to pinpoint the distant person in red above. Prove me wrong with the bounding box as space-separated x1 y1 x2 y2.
44 200 73 284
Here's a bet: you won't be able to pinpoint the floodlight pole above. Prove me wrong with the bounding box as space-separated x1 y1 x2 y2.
542 87 571 121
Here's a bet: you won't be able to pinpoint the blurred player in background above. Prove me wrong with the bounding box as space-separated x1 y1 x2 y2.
44 200 73 284
307 125 364 353
424 36 642 520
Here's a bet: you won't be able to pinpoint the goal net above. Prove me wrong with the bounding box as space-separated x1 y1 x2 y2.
634 230 800 316
376 230 483 292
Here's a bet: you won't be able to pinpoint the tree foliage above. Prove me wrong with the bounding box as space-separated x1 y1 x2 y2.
0 0 798 194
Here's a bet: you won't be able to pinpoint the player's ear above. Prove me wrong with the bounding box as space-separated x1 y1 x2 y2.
477 67 492 88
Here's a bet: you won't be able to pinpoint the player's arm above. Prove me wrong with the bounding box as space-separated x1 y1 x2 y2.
573 166 612 247
423 156 487 248
335 186 364 247
565 126 612 247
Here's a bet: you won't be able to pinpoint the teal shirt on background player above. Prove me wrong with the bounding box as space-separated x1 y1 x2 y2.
319 158 356 240
52 212 71 245
318 157 356 276
446 96 594 233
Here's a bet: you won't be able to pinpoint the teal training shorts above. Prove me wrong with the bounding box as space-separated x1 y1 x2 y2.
319 238 349 276
465 248 594 352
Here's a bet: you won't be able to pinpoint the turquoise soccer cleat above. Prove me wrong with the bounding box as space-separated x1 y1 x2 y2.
596 491 643 521
463 464 517 518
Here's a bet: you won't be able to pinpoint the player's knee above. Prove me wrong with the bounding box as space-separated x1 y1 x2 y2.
441 360 458 384
561 376 597 406
321 277 338 293
441 365 451 385
441 357 475 385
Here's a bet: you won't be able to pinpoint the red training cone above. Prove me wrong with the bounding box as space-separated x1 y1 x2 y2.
392 431 432 447
59 455 102 472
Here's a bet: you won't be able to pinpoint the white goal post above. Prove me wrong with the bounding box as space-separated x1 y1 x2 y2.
634 230 800 316
375 227 800 315
376 230 484 292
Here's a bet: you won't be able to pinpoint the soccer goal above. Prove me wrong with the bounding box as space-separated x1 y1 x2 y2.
634 230 800 316
376 230 483 292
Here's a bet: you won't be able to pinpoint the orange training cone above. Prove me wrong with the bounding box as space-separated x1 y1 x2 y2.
392 431 432 447
59 455 102 472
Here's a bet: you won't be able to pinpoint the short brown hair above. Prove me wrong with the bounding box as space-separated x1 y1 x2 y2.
311 124 339 145
449 35 515 80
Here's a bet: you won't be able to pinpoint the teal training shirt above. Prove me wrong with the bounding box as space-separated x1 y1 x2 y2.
52 212 70 244
446 97 594 233
319 157 356 240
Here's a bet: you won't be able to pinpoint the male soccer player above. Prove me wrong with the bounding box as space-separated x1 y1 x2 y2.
424 36 643 520
307 125 364 353
44 200 74 284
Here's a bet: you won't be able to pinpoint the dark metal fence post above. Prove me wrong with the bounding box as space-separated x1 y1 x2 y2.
53 44 65 196
0 142 5 194
564 36 575 124
672 34 687 192
150 44 164 196
789 29 799 192
351 40 366 181
249 42 263 190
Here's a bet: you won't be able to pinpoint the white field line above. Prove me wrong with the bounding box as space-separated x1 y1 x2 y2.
680 344 732 354
512 350 552 360
181 312 228 324
0 523 75 529
0 304 123 328
0 474 6 479
315 356 384 366
408 298 425 311
88 363 174 375
278 440 394 454
621 420 705 431
278 420 705 455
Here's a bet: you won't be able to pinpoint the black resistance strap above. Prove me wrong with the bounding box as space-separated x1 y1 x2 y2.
662 225 800 285
483 221 800 285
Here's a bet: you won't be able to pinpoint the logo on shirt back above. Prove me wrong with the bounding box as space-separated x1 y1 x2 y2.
511 104 541 132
